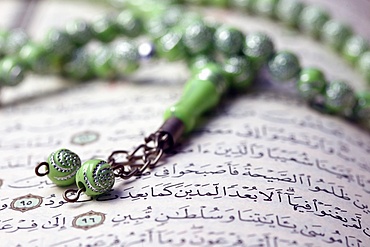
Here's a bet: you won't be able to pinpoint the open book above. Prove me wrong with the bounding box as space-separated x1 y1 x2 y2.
0 0 369 246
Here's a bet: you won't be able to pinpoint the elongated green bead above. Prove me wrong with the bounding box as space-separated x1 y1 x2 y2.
75 159 115 196
47 149 81 186
164 63 228 132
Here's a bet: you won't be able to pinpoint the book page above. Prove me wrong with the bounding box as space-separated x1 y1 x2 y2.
0 1 369 246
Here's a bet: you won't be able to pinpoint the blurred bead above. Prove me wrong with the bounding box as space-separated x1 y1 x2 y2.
19 42 45 69
65 19 93 46
111 40 139 75
223 56 255 91
89 45 115 79
0 57 25 87
156 29 187 61
297 67 326 101
275 0 303 27
44 29 74 57
321 20 351 51
91 15 117 42
229 0 256 11
358 51 370 84
189 54 215 73
145 16 168 40
268 51 300 81
298 6 329 38
0 30 8 56
4 29 29 55
214 25 244 55
193 62 229 94
342 35 369 64
243 32 274 68
162 6 184 27
116 10 143 37
325 80 356 116
354 92 370 127
253 0 278 18
183 21 214 54
63 48 93 80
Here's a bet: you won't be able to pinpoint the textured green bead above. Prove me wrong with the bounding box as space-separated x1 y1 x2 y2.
46 149 81 186
358 51 370 84
223 56 255 91
89 45 115 79
214 25 244 55
268 51 300 81
75 159 115 196
321 20 351 51
275 0 303 27
111 40 140 75
342 35 369 65
91 16 117 43
0 57 25 87
243 32 274 69
297 68 326 101
324 80 357 116
44 29 75 57
164 63 227 132
4 29 29 55
65 19 93 46
229 0 256 11
63 48 93 80
183 21 214 54
354 92 370 127
156 29 187 61
298 6 329 38
116 10 143 38
253 0 278 18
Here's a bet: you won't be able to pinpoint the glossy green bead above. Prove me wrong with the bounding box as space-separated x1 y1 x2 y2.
75 159 115 196
111 40 140 75
253 0 278 18
243 32 274 69
354 92 370 127
63 48 93 80
116 10 143 37
4 29 29 55
297 68 326 101
164 63 227 132
275 0 303 27
44 29 75 57
298 6 329 38
183 21 214 54
223 56 255 91
0 57 25 87
342 35 369 65
324 80 357 116
229 0 256 11
268 51 300 81
91 16 117 43
214 25 244 55
321 20 351 51
65 19 93 46
358 51 370 84
156 29 187 61
89 45 115 79
46 149 81 186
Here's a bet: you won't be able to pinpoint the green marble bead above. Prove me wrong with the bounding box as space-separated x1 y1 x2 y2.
243 32 274 69
321 20 351 51
183 21 214 54
91 16 117 43
268 51 300 81
89 45 115 79
63 48 93 80
214 25 244 55
325 80 357 116
44 29 75 57
116 10 143 38
75 159 115 196
46 149 81 186
111 40 140 75
253 0 278 18
297 67 326 101
223 56 255 91
4 29 29 55
354 92 370 127
0 57 25 87
358 51 370 84
298 6 329 38
342 35 369 65
65 19 93 46
156 29 187 61
275 0 303 27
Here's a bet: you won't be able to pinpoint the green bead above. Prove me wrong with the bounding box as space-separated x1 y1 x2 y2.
354 92 370 127
65 19 93 46
325 80 357 116
156 29 187 61
111 40 140 75
229 0 256 11
321 20 351 51
145 16 168 40
342 35 369 65
358 51 370 84
91 16 117 43
268 51 300 81
223 56 255 91
253 0 278 18
275 0 303 27
18 42 45 70
44 29 75 57
75 159 115 196
243 32 274 69
63 48 93 80
183 21 214 54
297 68 326 100
214 25 244 55
161 6 184 27
89 45 115 79
298 6 329 38
46 149 81 186
0 57 25 87
164 63 227 132
189 54 215 74
116 10 143 37
4 29 29 55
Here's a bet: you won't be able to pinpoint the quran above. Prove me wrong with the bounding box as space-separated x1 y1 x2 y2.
0 0 369 246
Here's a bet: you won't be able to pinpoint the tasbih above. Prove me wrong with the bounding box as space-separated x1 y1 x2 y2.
1 0 369 202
